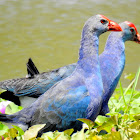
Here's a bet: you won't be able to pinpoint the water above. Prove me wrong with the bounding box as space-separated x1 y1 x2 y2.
0 0 140 88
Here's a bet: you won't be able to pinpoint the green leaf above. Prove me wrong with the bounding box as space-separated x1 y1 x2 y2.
0 98 6 102
97 116 118 133
0 122 9 135
23 124 46 140
114 93 120 100
95 115 109 125
133 130 140 140
77 118 95 130
122 94 131 103
53 132 70 140
129 130 140 140
119 81 126 108
132 92 140 99
12 125 24 135
129 120 140 130
36 138 44 140
125 67 140 113
8 128 18 138
102 131 122 140
41 132 54 140
71 128 85 140
124 73 135 81
64 128 74 136
53 131 66 140
41 131 70 140
88 135 102 140
130 107 140 114
134 114 140 121
0 90 6 95
5 102 23 114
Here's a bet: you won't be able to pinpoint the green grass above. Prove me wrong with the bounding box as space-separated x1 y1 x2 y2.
0 68 140 140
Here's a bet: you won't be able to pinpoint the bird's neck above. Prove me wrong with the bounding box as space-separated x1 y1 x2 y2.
104 32 125 54
76 25 103 121
77 30 100 76
79 29 99 59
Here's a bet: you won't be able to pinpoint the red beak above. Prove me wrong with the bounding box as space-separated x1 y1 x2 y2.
134 33 140 44
100 15 122 32
108 20 122 31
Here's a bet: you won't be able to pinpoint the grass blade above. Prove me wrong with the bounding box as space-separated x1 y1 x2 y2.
119 80 127 108
118 78 135 104
125 67 140 113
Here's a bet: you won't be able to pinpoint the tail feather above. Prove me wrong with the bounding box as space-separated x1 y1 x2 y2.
0 113 29 131
26 58 40 78
0 114 12 122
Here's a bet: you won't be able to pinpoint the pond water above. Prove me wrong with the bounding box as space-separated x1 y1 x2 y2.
0 0 140 88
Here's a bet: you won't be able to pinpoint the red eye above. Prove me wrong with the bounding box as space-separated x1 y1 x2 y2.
100 19 106 24
130 28 134 32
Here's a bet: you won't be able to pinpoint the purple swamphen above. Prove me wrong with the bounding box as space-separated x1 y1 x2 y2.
0 22 139 115
0 15 121 134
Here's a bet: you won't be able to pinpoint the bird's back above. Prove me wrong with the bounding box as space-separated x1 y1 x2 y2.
0 63 76 97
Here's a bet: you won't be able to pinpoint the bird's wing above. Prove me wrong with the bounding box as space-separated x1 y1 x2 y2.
31 76 89 131
0 64 76 97
2 73 89 132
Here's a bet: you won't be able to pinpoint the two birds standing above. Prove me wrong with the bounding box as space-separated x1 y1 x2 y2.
0 14 140 135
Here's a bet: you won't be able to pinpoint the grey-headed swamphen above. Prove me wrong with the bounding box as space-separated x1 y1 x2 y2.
99 21 140 115
25 21 140 116
0 14 122 134
25 22 140 116
0 22 139 114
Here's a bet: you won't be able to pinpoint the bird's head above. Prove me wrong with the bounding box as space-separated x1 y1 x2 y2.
120 21 140 43
83 14 122 36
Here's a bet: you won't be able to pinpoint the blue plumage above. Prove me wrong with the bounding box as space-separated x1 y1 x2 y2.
0 22 139 118
99 38 125 115
0 63 76 97
99 21 140 115
0 15 122 133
